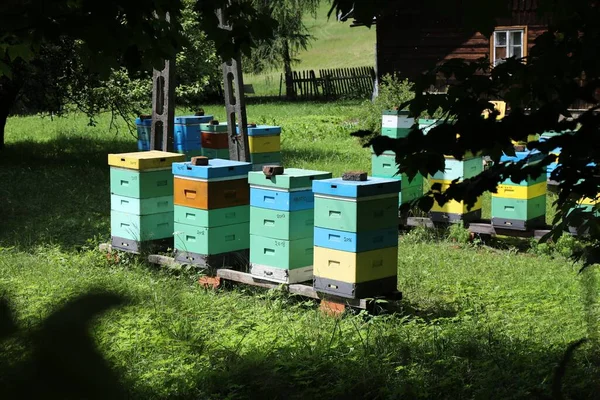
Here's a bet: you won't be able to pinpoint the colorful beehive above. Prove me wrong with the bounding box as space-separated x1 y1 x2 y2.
373 110 424 206
200 121 230 160
430 155 484 223
248 168 332 283
567 197 599 235
312 176 400 299
136 117 153 151
491 150 547 230
172 158 252 268
173 115 213 160
109 151 184 253
240 125 282 172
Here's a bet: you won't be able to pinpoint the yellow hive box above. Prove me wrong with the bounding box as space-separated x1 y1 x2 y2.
108 151 185 170
313 246 398 284
248 135 281 154
580 197 599 206
429 179 483 214
496 181 547 200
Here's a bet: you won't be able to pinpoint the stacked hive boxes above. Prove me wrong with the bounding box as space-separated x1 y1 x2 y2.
172 159 252 267
491 150 547 230
242 125 282 171
174 115 213 160
430 155 484 223
372 110 424 205
312 176 400 299
248 168 332 283
136 117 154 151
109 151 185 253
200 121 230 159
568 197 599 235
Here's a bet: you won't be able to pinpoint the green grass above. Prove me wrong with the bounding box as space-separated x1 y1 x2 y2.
245 2 376 96
1 104 599 399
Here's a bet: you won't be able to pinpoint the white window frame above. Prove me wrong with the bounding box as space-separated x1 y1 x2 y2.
492 27 526 66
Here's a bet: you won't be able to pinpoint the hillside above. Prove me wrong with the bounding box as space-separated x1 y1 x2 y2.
245 2 376 96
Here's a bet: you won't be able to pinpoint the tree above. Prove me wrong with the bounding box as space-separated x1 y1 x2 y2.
330 0 600 255
245 0 320 98
0 0 277 149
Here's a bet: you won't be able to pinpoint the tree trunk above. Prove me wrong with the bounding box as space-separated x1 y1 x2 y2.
0 77 21 151
283 40 295 99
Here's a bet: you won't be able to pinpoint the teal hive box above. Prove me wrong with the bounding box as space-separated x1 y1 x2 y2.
110 168 173 199
202 148 230 159
399 186 423 205
371 154 424 188
111 194 173 215
249 207 313 240
249 235 314 270
200 122 228 133
174 222 249 255
174 205 249 227
432 157 483 181
250 151 282 164
314 195 398 232
111 211 173 241
491 195 546 221
248 168 332 190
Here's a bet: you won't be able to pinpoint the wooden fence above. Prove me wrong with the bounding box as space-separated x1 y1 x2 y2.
281 66 376 99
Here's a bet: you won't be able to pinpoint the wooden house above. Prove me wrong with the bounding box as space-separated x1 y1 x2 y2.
353 1 547 82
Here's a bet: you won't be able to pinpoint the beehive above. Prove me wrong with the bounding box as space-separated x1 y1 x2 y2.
491 149 547 230
109 151 184 253
429 178 483 223
241 125 283 170
136 117 152 151
172 159 252 268
312 176 400 299
248 168 332 283
200 122 230 159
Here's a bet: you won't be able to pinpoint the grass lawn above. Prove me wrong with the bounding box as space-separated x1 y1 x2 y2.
245 2 376 96
1 102 599 399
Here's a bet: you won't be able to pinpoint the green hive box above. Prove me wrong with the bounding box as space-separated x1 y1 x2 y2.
202 148 230 159
110 168 173 199
249 235 314 270
248 168 332 190
314 196 398 232
250 152 282 164
111 195 173 215
500 172 546 187
174 205 249 227
249 207 313 240
174 222 249 255
491 195 546 220
371 154 424 189
381 127 410 139
399 186 423 205
111 211 173 241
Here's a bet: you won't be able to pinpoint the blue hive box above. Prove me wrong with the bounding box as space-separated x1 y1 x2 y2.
312 177 401 198
314 226 398 253
136 117 152 142
172 159 252 180
174 115 213 144
250 187 314 211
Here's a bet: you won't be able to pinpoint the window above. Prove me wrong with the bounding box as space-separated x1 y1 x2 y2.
492 28 526 66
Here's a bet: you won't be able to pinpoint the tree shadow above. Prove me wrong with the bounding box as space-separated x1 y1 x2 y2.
0 136 135 250
1 290 598 400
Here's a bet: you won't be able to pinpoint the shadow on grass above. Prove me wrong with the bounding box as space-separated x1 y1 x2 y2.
1 291 597 400
0 136 136 250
